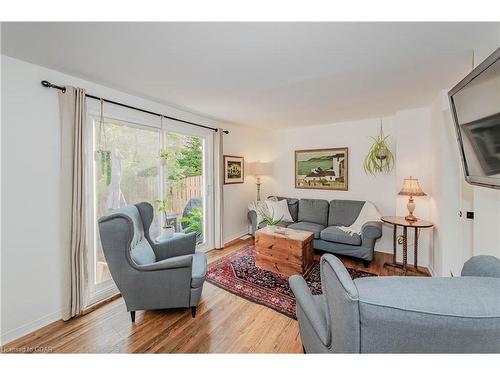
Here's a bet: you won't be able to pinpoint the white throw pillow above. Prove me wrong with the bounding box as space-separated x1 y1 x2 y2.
265 199 293 222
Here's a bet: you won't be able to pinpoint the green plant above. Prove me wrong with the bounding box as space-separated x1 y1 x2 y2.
181 208 203 235
159 150 169 160
155 198 169 215
363 124 395 175
98 150 112 186
178 137 202 177
258 206 283 226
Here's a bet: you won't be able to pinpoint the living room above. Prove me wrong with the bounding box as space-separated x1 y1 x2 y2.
1 2 500 372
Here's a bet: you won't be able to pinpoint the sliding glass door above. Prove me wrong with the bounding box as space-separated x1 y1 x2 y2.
161 132 206 246
86 104 213 305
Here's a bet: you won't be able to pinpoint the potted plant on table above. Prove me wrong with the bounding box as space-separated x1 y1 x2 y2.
258 206 283 232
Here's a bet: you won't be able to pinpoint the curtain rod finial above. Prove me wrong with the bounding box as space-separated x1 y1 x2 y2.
41 80 66 93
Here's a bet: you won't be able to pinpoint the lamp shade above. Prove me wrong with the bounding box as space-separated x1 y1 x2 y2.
248 162 272 176
398 177 426 196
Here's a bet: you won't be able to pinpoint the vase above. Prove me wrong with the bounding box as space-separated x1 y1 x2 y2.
267 224 276 232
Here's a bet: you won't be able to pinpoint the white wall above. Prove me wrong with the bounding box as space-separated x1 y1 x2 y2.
427 28 500 276
0 55 262 344
428 92 468 276
0 22 3 346
393 108 433 267
473 187 500 258
263 108 442 268
267 117 398 253
221 123 272 244
469 31 500 260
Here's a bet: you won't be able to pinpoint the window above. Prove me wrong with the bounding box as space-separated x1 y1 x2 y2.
93 119 160 285
86 103 213 305
161 132 206 246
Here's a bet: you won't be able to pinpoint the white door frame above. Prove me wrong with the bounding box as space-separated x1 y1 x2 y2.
85 100 214 306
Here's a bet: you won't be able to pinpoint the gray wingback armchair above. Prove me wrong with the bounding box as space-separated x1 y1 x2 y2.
290 254 500 353
98 202 207 322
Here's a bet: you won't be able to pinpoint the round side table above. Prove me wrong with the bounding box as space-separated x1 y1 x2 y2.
381 216 433 275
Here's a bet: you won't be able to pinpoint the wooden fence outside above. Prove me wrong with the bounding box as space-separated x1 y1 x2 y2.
169 175 203 214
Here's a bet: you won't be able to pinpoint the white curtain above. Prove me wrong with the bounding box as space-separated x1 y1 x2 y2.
59 86 88 320
213 128 224 249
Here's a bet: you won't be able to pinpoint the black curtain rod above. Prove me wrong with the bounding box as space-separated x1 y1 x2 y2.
41 80 229 134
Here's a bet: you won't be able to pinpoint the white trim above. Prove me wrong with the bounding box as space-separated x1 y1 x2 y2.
374 247 393 255
1 310 62 345
223 229 250 246
87 283 119 306
427 263 436 277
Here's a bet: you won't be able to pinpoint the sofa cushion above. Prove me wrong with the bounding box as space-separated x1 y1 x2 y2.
461 255 500 278
288 221 326 239
191 252 207 288
265 198 293 222
298 199 329 226
320 226 362 246
354 276 500 318
328 200 365 227
130 239 157 265
271 196 299 222
114 205 157 265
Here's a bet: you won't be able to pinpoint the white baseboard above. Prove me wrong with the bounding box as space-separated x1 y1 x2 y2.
1 310 62 345
374 247 393 255
223 229 249 246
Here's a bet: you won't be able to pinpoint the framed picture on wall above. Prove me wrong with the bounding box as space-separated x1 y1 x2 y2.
224 155 245 184
295 148 349 190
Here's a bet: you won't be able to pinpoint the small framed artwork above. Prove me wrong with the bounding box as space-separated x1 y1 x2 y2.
295 147 349 190
224 155 244 184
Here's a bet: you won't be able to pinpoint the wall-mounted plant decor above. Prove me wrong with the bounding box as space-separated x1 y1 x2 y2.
363 121 395 175
97 149 112 185
95 98 112 186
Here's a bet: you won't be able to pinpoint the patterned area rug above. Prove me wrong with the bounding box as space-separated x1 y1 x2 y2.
206 245 376 319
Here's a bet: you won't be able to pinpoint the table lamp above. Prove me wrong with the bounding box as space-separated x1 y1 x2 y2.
248 162 272 201
398 176 426 222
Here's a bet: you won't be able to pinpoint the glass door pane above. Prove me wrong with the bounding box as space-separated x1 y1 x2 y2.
159 132 205 245
93 119 159 285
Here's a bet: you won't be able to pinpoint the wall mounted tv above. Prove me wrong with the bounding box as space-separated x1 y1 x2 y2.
449 47 500 190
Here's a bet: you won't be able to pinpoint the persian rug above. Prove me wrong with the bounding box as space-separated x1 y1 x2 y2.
206 245 376 319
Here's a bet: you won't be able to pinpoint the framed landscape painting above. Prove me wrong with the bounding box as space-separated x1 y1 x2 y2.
224 155 244 184
295 148 348 190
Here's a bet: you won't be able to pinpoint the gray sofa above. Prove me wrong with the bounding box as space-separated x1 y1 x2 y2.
290 254 500 353
98 202 207 321
248 197 382 265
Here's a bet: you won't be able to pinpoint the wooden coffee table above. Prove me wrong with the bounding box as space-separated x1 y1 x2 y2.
255 227 314 277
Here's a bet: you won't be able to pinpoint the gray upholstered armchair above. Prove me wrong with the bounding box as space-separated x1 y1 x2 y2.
98 202 207 322
290 254 500 353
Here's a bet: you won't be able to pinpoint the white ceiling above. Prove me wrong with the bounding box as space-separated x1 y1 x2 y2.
2 22 498 129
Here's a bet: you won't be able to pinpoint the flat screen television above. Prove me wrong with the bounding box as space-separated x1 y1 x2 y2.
449 47 500 190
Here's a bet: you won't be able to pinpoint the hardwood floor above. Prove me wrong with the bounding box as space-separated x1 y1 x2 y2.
1 239 429 353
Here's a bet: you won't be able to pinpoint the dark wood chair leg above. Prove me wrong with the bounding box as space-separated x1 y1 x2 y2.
191 306 197 318
130 311 136 322
302 345 306 354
